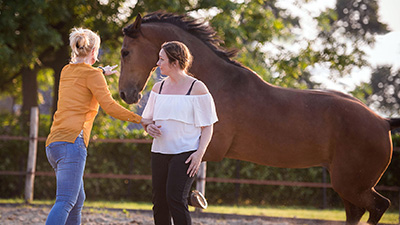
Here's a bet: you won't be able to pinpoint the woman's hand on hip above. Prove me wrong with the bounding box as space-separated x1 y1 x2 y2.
146 124 162 138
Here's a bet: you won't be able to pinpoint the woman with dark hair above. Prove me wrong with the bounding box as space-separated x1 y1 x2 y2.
142 41 218 225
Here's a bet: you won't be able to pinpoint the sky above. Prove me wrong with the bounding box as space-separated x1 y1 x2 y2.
366 0 400 68
378 0 400 31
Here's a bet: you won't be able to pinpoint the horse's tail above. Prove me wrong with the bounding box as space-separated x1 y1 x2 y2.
387 118 400 130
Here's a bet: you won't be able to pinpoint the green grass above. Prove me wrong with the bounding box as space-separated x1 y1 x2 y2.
1 199 398 224
202 205 399 224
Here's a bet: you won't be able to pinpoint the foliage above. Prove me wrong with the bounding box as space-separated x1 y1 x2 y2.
352 66 400 117
0 0 131 116
335 0 387 36
313 0 387 74
193 0 387 88
1 0 389 108
0 0 61 88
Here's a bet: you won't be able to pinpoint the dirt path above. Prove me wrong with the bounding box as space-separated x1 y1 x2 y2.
0 203 347 225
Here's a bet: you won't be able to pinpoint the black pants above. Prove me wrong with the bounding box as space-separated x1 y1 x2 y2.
151 151 195 225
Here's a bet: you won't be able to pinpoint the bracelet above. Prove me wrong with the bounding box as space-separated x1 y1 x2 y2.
99 66 105 74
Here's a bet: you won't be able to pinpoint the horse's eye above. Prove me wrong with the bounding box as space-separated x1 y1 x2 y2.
121 50 130 58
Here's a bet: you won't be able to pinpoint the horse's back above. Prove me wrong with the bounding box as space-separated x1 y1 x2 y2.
216 83 391 168
299 88 392 176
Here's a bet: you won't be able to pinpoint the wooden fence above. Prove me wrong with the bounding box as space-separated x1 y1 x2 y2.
1 132 400 201
1 107 400 219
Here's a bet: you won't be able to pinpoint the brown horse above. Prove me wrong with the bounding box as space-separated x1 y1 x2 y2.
118 12 400 224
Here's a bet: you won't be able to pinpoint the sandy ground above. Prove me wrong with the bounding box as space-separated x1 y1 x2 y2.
0 203 349 225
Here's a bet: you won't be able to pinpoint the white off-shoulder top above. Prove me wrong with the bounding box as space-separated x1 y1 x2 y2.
142 91 218 154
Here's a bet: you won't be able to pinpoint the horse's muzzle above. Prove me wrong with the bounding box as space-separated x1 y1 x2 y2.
119 90 142 104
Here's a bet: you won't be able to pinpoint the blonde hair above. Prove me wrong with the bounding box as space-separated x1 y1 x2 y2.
69 27 101 63
161 41 193 72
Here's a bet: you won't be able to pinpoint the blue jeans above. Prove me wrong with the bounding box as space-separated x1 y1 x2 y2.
45 136 87 225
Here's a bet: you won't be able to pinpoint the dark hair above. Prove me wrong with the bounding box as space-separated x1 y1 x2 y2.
161 41 193 72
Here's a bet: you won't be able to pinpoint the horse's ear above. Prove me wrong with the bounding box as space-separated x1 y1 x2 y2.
123 14 142 37
132 14 142 30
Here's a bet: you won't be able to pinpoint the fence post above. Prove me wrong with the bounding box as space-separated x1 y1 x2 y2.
235 160 241 205
25 107 39 203
195 162 207 212
322 167 327 209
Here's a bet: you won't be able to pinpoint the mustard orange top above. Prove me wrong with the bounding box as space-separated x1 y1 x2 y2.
46 63 141 147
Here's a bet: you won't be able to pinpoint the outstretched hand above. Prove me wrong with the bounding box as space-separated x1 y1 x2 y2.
101 65 118 76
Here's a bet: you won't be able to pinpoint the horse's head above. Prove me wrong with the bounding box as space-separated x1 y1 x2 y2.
119 14 160 104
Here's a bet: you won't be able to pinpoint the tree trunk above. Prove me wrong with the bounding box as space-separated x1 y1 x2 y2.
21 67 39 112
50 45 70 116
21 67 39 131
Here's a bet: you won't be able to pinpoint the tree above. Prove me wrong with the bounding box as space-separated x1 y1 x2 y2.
134 0 387 90
272 0 388 88
0 0 62 127
309 0 388 78
0 0 131 119
352 66 400 117
40 0 133 114
0 0 391 119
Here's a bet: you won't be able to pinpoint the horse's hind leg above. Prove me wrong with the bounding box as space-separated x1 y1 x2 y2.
336 186 390 225
341 198 366 224
330 153 391 224
365 189 390 224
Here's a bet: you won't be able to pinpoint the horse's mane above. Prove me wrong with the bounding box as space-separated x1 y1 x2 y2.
130 11 244 68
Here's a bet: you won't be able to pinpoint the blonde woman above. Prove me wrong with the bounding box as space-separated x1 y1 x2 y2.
45 28 148 225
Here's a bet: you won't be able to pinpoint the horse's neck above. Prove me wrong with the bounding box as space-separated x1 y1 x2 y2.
150 23 267 92
192 55 269 93
177 38 235 88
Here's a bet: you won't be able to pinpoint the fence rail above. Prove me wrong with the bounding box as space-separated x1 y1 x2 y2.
1 170 399 192
1 134 400 192
1 132 400 220
0 135 152 144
